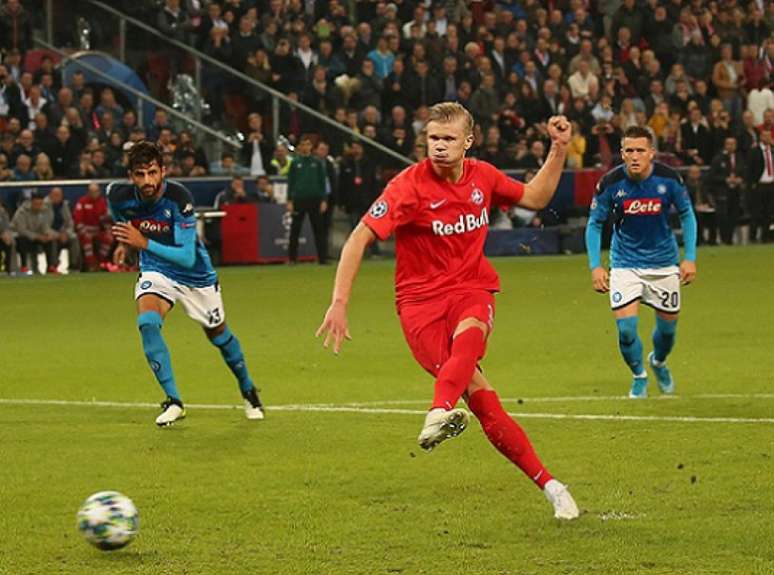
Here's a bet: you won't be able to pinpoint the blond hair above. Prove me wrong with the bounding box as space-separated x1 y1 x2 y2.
426 102 474 136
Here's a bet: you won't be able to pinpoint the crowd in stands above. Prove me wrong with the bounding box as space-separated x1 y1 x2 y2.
0 0 773 274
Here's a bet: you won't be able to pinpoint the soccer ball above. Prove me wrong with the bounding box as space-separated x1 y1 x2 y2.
76 491 139 550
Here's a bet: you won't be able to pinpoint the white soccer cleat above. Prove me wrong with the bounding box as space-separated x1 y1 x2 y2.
242 387 265 420
543 479 580 520
244 400 265 420
155 398 186 427
417 407 469 451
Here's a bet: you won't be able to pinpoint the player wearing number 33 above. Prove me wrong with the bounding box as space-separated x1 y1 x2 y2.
585 126 697 399
107 141 264 426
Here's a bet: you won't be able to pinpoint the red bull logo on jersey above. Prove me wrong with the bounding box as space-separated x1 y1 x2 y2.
623 198 662 215
431 209 489 236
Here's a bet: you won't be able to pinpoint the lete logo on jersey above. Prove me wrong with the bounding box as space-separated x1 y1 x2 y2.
623 198 662 215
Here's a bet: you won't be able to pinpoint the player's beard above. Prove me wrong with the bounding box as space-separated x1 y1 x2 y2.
139 183 161 201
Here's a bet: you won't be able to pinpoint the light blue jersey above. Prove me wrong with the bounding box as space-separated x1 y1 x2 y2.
585 163 697 270
107 180 217 287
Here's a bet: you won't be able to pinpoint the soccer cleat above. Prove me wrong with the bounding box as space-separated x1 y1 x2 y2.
155 397 186 427
628 374 648 399
648 352 675 394
417 407 469 451
543 479 580 520
242 387 265 420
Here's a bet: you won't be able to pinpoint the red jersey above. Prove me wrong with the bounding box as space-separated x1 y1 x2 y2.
362 158 524 308
74 195 110 230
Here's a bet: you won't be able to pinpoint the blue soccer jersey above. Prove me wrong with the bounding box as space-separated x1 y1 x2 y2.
585 163 697 270
107 180 217 287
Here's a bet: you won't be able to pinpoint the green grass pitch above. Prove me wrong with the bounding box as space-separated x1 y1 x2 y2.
1 246 772 574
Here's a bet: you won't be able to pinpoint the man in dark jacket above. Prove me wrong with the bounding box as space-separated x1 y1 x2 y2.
287 136 328 264
338 139 381 256
709 136 746 245
746 129 774 243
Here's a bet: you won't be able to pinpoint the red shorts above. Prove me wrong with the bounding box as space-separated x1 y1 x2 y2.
398 290 495 377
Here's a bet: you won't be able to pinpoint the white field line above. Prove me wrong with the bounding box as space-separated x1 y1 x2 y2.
339 393 774 405
1 397 773 425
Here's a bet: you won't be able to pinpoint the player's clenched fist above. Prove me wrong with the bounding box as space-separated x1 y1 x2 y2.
591 267 609 293
547 116 571 146
315 301 352 355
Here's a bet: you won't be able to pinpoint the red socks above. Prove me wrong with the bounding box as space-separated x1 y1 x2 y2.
431 328 486 410
467 389 553 489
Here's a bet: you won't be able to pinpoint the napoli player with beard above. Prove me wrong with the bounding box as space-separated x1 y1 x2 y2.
108 141 264 426
316 103 580 520
585 126 697 398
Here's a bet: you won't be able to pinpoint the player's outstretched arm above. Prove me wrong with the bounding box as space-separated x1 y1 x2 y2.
519 116 571 210
316 222 377 354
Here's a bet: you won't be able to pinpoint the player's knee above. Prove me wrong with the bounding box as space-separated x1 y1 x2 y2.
616 316 639 345
137 311 163 334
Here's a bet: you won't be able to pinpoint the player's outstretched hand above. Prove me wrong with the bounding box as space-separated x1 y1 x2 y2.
547 115 571 146
112 222 148 250
591 267 609 293
680 260 696 285
315 302 352 355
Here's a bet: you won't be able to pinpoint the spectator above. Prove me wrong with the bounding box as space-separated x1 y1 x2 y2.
680 107 713 166
286 135 327 264
49 125 79 178
0 0 33 54
711 43 744 123
747 78 774 127
32 152 54 180
254 174 274 203
746 129 774 244
709 136 746 245
211 151 249 177
202 26 233 126
568 59 598 101
73 182 113 271
338 138 379 238
269 143 292 176
738 110 760 156
0 201 16 274
94 88 124 127
11 191 57 274
12 153 34 181
684 165 717 246
468 73 499 129
47 186 80 273
214 175 257 208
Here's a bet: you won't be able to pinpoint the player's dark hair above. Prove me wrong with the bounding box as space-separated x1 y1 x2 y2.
622 126 653 143
127 141 163 171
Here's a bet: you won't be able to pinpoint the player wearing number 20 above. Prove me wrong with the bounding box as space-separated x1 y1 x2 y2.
585 126 697 399
108 141 264 426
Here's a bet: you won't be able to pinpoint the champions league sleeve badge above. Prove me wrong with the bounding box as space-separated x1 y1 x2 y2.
369 200 389 219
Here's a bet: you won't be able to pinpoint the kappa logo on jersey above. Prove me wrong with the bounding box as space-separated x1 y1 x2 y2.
657 184 667 195
615 189 627 198
470 188 484 205
369 200 389 219
163 209 172 218
431 208 489 236
136 219 172 234
623 198 662 215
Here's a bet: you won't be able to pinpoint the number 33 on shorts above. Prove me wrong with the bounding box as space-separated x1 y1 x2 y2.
134 271 226 327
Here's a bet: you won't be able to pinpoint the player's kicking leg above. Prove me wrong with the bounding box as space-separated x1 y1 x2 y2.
417 317 487 451
648 310 678 394
614 302 648 398
136 294 186 427
465 371 580 520
205 322 264 420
